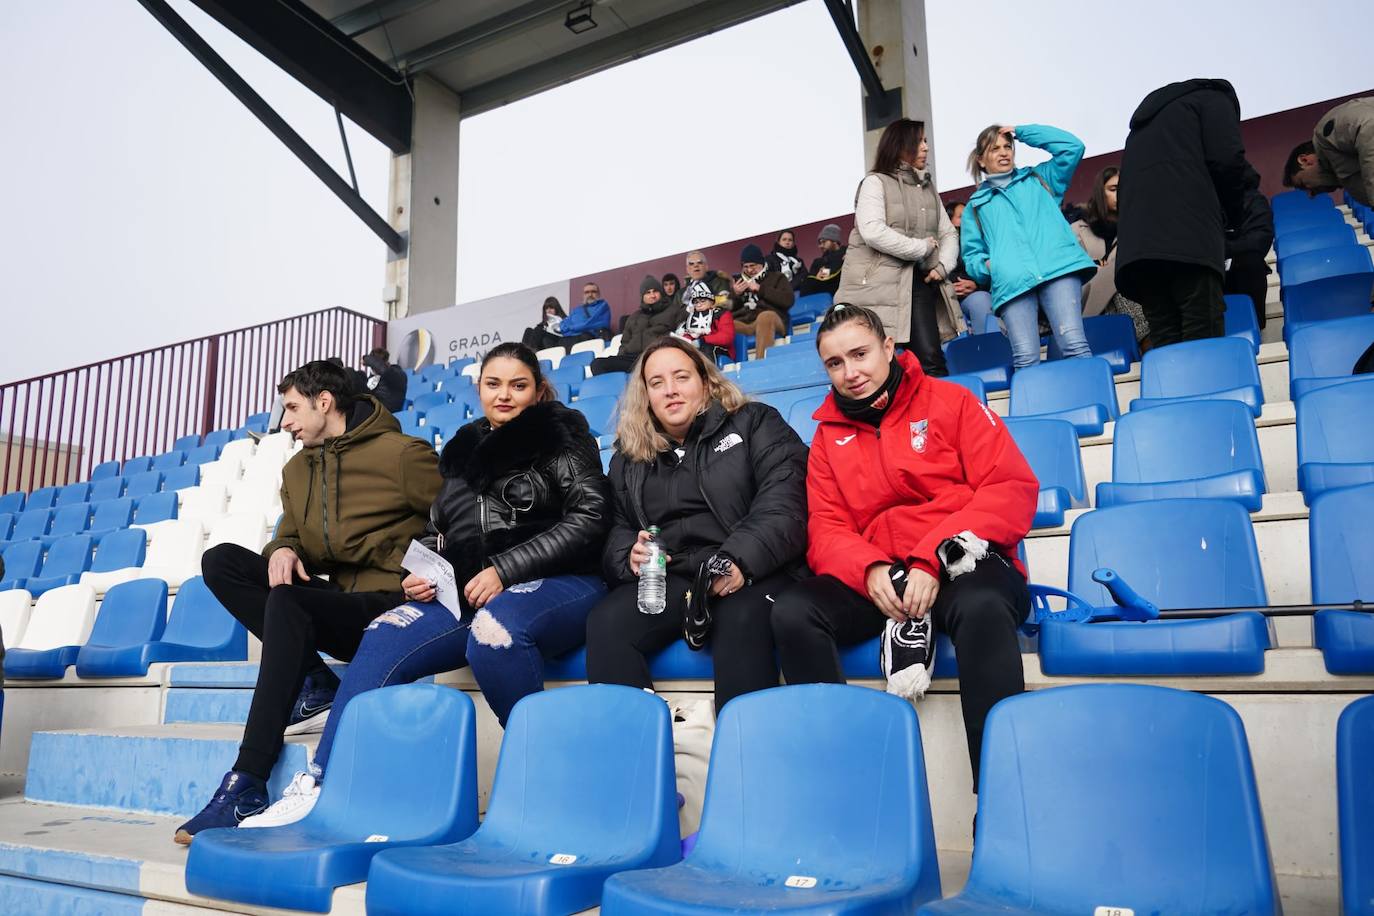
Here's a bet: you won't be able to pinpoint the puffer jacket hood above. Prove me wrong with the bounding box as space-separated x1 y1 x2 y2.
1130 78 1239 129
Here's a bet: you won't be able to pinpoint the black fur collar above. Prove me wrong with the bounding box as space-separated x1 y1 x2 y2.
438 400 591 490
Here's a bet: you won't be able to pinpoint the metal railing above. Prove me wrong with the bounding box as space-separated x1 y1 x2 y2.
1 307 384 493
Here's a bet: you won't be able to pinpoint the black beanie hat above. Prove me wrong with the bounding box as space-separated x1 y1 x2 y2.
740 243 765 266
639 274 665 297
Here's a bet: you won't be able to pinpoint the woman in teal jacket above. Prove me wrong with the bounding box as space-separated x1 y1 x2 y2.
959 124 1097 369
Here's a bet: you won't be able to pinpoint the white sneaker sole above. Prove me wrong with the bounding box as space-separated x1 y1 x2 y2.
239 795 319 829
283 707 331 736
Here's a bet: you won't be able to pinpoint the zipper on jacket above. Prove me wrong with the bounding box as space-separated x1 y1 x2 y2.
476 494 488 536
320 450 334 562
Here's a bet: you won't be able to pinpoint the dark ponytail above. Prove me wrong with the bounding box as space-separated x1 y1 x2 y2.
481 342 556 402
815 303 888 350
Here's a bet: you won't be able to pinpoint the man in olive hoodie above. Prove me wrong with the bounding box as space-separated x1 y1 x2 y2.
1284 96 1374 207
175 360 441 844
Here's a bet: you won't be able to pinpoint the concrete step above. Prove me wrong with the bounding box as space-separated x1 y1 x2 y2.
24 724 317 818
163 688 253 726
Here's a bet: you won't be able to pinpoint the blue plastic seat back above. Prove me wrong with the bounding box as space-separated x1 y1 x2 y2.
0 513 12 540
1004 418 1087 504
1111 399 1265 487
48 504 92 539
957 685 1277 915
449 356 476 371
150 450 186 471
738 358 826 393
88 461 121 482
1282 245 1374 327
135 492 179 525
172 434 202 451
787 393 827 444
410 391 450 413
162 576 247 652
478 685 677 860
86 578 167 648
693 685 938 895
1068 500 1267 609
161 465 200 491
393 408 423 429
942 373 988 403
184 444 222 466
55 483 90 506
420 364 448 383
1288 315 1374 396
1137 336 1262 402
423 403 467 432
122 456 154 476
26 487 59 510
1338 695 1374 913
1297 377 1374 477
12 508 53 540
202 429 235 448
572 396 618 436
1270 189 1334 213
311 683 477 838
0 492 25 514
1 541 44 581
88 498 135 534
1310 483 1374 605
1273 205 1346 235
945 332 1013 380
244 412 271 432
560 350 596 374
579 372 629 400
89 528 147 572
123 471 164 499
1274 222 1357 260
1223 294 1262 353
41 535 94 578
1048 313 1139 368
87 476 125 503
549 363 588 393
1009 356 1120 422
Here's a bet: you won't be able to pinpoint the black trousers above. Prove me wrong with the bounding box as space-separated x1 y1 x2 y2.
909 278 949 377
521 328 565 352
585 571 792 713
201 544 402 780
770 558 1029 789
1224 252 1270 330
1129 260 1225 346
590 353 638 376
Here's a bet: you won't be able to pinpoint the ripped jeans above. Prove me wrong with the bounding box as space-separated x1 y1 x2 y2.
311 574 606 775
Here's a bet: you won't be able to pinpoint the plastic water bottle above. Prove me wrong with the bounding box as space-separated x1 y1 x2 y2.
637 526 667 615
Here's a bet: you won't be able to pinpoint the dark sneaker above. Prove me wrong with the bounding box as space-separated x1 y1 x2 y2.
284 674 336 736
173 770 268 845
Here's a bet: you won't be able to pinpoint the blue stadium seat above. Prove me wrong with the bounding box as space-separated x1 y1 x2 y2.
1009 357 1119 436
85 498 135 538
944 332 1013 392
571 396 618 437
549 363 588 395
0 492 25 514
410 391 451 414
1039 499 1270 675
786 393 827 444
560 350 596 375
89 461 122 482
919 685 1278 916
1297 377 1374 501
0 513 13 541
448 356 476 372
942 373 987 403
84 528 146 576
600 447 614 473
172 434 202 451
1273 204 1346 236
1337 695 1374 914
737 358 826 393
75 578 167 677
1270 188 1334 213
243 412 272 433
753 384 828 423
1223 293 1262 353
1048 313 1138 374
422 403 468 433
552 382 573 403
122 456 154 476
1097 400 1266 511
538 358 554 375
579 372 629 400
98 574 248 670
1311 484 1374 676
123 471 164 499
1274 221 1357 263
11 508 53 542
366 685 679 916
40 504 92 546
0 541 44 592
186 683 478 913
150 450 186 471
135 492 179 525
601 684 942 915
202 428 237 448
185 444 222 466
161 465 200 492
792 291 834 323
26 535 95 597
1281 245 1374 337
1004 418 1087 528
1130 336 1263 416
54 483 90 506
393 408 423 430
420 364 450 383
1288 314 1374 398
88 475 125 503
406 377 436 402
26 486 60 510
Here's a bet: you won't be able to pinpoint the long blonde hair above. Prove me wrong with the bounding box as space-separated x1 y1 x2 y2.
615 338 749 463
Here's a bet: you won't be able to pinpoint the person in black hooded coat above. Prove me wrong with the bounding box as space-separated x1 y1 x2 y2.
1116 78 1262 346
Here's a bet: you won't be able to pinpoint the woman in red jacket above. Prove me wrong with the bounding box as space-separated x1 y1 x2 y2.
771 303 1038 791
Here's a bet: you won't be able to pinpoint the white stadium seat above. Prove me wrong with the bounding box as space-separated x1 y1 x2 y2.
133 519 207 589
569 338 606 357
0 589 35 649
206 513 270 553
17 584 97 652
535 346 565 369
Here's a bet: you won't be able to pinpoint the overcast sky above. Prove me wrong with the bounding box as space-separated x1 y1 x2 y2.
2 0 1371 384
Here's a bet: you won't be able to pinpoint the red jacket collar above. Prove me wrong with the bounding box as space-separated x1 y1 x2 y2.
814 349 927 428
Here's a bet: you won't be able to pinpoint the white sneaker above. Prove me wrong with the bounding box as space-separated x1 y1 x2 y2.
239 772 320 829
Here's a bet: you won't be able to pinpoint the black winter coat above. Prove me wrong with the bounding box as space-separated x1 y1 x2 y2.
423 401 612 593
1226 187 1276 260
603 401 809 585
1117 79 1260 294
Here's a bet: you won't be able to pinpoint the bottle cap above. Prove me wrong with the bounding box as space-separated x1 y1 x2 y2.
648 526 661 536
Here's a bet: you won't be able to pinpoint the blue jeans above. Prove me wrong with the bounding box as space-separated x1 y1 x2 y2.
961 291 995 335
999 275 1090 369
311 574 607 776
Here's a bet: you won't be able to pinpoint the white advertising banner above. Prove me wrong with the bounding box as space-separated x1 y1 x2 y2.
386 280 568 371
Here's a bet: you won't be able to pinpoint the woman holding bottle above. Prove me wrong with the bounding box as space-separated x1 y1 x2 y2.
584 337 808 712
